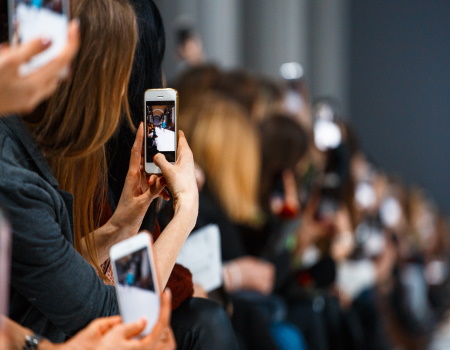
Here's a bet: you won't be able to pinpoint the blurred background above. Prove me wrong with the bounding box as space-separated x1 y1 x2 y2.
155 0 450 215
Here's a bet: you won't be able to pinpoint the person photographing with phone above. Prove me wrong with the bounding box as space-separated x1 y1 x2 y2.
0 0 199 348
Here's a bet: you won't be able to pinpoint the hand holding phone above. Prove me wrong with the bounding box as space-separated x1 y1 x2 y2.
0 20 79 115
110 233 160 336
8 0 70 75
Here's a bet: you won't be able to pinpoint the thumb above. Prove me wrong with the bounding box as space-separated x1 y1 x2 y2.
117 317 147 338
153 153 172 175
129 123 144 171
15 38 51 64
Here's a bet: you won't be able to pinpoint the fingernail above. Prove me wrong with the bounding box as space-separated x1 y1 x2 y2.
165 288 172 297
58 66 70 80
41 37 51 47
72 17 80 28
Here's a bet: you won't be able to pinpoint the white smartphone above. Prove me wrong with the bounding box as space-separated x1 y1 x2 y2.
110 233 160 336
144 88 178 174
8 0 70 76
0 209 11 318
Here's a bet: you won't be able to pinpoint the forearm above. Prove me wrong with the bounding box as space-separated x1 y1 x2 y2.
0 316 57 350
80 222 124 266
153 202 198 289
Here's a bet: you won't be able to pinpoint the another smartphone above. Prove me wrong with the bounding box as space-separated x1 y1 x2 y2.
8 0 70 75
144 88 178 174
110 233 160 336
0 208 11 318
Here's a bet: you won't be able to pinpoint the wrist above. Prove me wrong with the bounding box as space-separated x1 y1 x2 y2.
173 197 198 228
223 261 243 292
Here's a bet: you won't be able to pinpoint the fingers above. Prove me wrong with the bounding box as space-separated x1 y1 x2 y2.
158 189 171 201
153 153 171 175
88 316 122 334
176 130 193 164
130 123 145 172
13 38 51 65
61 19 81 63
117 317 147 338
145 175 169 201
141 289 172 345
160 289 172 325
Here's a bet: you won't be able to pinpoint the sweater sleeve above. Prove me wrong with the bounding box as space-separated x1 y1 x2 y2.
0 165 118 337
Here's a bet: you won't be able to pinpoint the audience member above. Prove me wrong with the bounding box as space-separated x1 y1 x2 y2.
0 0 195 347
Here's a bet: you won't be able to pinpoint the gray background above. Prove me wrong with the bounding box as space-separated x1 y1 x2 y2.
155 0 450 214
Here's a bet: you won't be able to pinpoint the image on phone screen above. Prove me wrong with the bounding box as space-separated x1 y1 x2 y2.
145 101 176 163
115 247 159 335
9 0 69 75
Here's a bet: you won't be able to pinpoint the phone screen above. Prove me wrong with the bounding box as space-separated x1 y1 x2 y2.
145 101 176 163
9 0 69 75
114 246 159 335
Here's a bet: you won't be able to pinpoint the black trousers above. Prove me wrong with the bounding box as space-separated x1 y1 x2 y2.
171 297 239 350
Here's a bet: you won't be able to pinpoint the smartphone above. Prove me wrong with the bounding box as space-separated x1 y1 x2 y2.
8 0 70 75
110 233 160 336
0 209 11 318
144 88 178 174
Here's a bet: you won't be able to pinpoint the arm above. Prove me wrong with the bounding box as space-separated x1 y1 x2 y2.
152 131 199 289
80 123 168 266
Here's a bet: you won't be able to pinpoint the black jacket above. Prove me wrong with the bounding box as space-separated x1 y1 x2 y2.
0 116 118 343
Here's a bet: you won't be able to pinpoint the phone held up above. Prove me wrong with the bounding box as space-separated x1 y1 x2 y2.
110 233 160 336
144 88 178 174
8 0 70 75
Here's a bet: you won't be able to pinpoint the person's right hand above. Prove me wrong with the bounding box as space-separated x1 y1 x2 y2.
234 256 275 295
96 289 176 350
0 20 80 115
154 130 198 230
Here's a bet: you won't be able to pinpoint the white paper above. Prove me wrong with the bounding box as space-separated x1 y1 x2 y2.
337 260 376 299
176 224 222 292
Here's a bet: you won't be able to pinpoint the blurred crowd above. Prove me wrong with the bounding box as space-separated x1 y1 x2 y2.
0 1 449 349
165 27 450 349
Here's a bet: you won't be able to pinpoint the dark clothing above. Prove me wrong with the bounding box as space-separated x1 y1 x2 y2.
0 117 237 348
171 298 239 350
195 187 246 262
0 116 118 343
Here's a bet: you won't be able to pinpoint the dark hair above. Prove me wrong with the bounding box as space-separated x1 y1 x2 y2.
107 0 165 210
259 115 309 212
175 26 196 46
0 1 7 43
128 0 165 120
213 70 260 118
173 64 222 111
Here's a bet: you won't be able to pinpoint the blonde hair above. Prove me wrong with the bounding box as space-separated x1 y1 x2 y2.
25 0 137 277
181 93 261 225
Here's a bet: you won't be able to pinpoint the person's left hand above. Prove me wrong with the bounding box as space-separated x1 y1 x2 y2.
109 123 169 239
57 316 123 350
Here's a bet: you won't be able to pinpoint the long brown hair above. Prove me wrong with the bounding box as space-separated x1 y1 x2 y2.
180 93 261 225
25 0 138 276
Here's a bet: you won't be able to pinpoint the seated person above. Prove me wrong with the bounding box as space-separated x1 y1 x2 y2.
0 0 200 346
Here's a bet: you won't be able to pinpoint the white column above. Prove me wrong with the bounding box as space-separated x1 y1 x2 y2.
309 0 350 116
242 0 310 77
